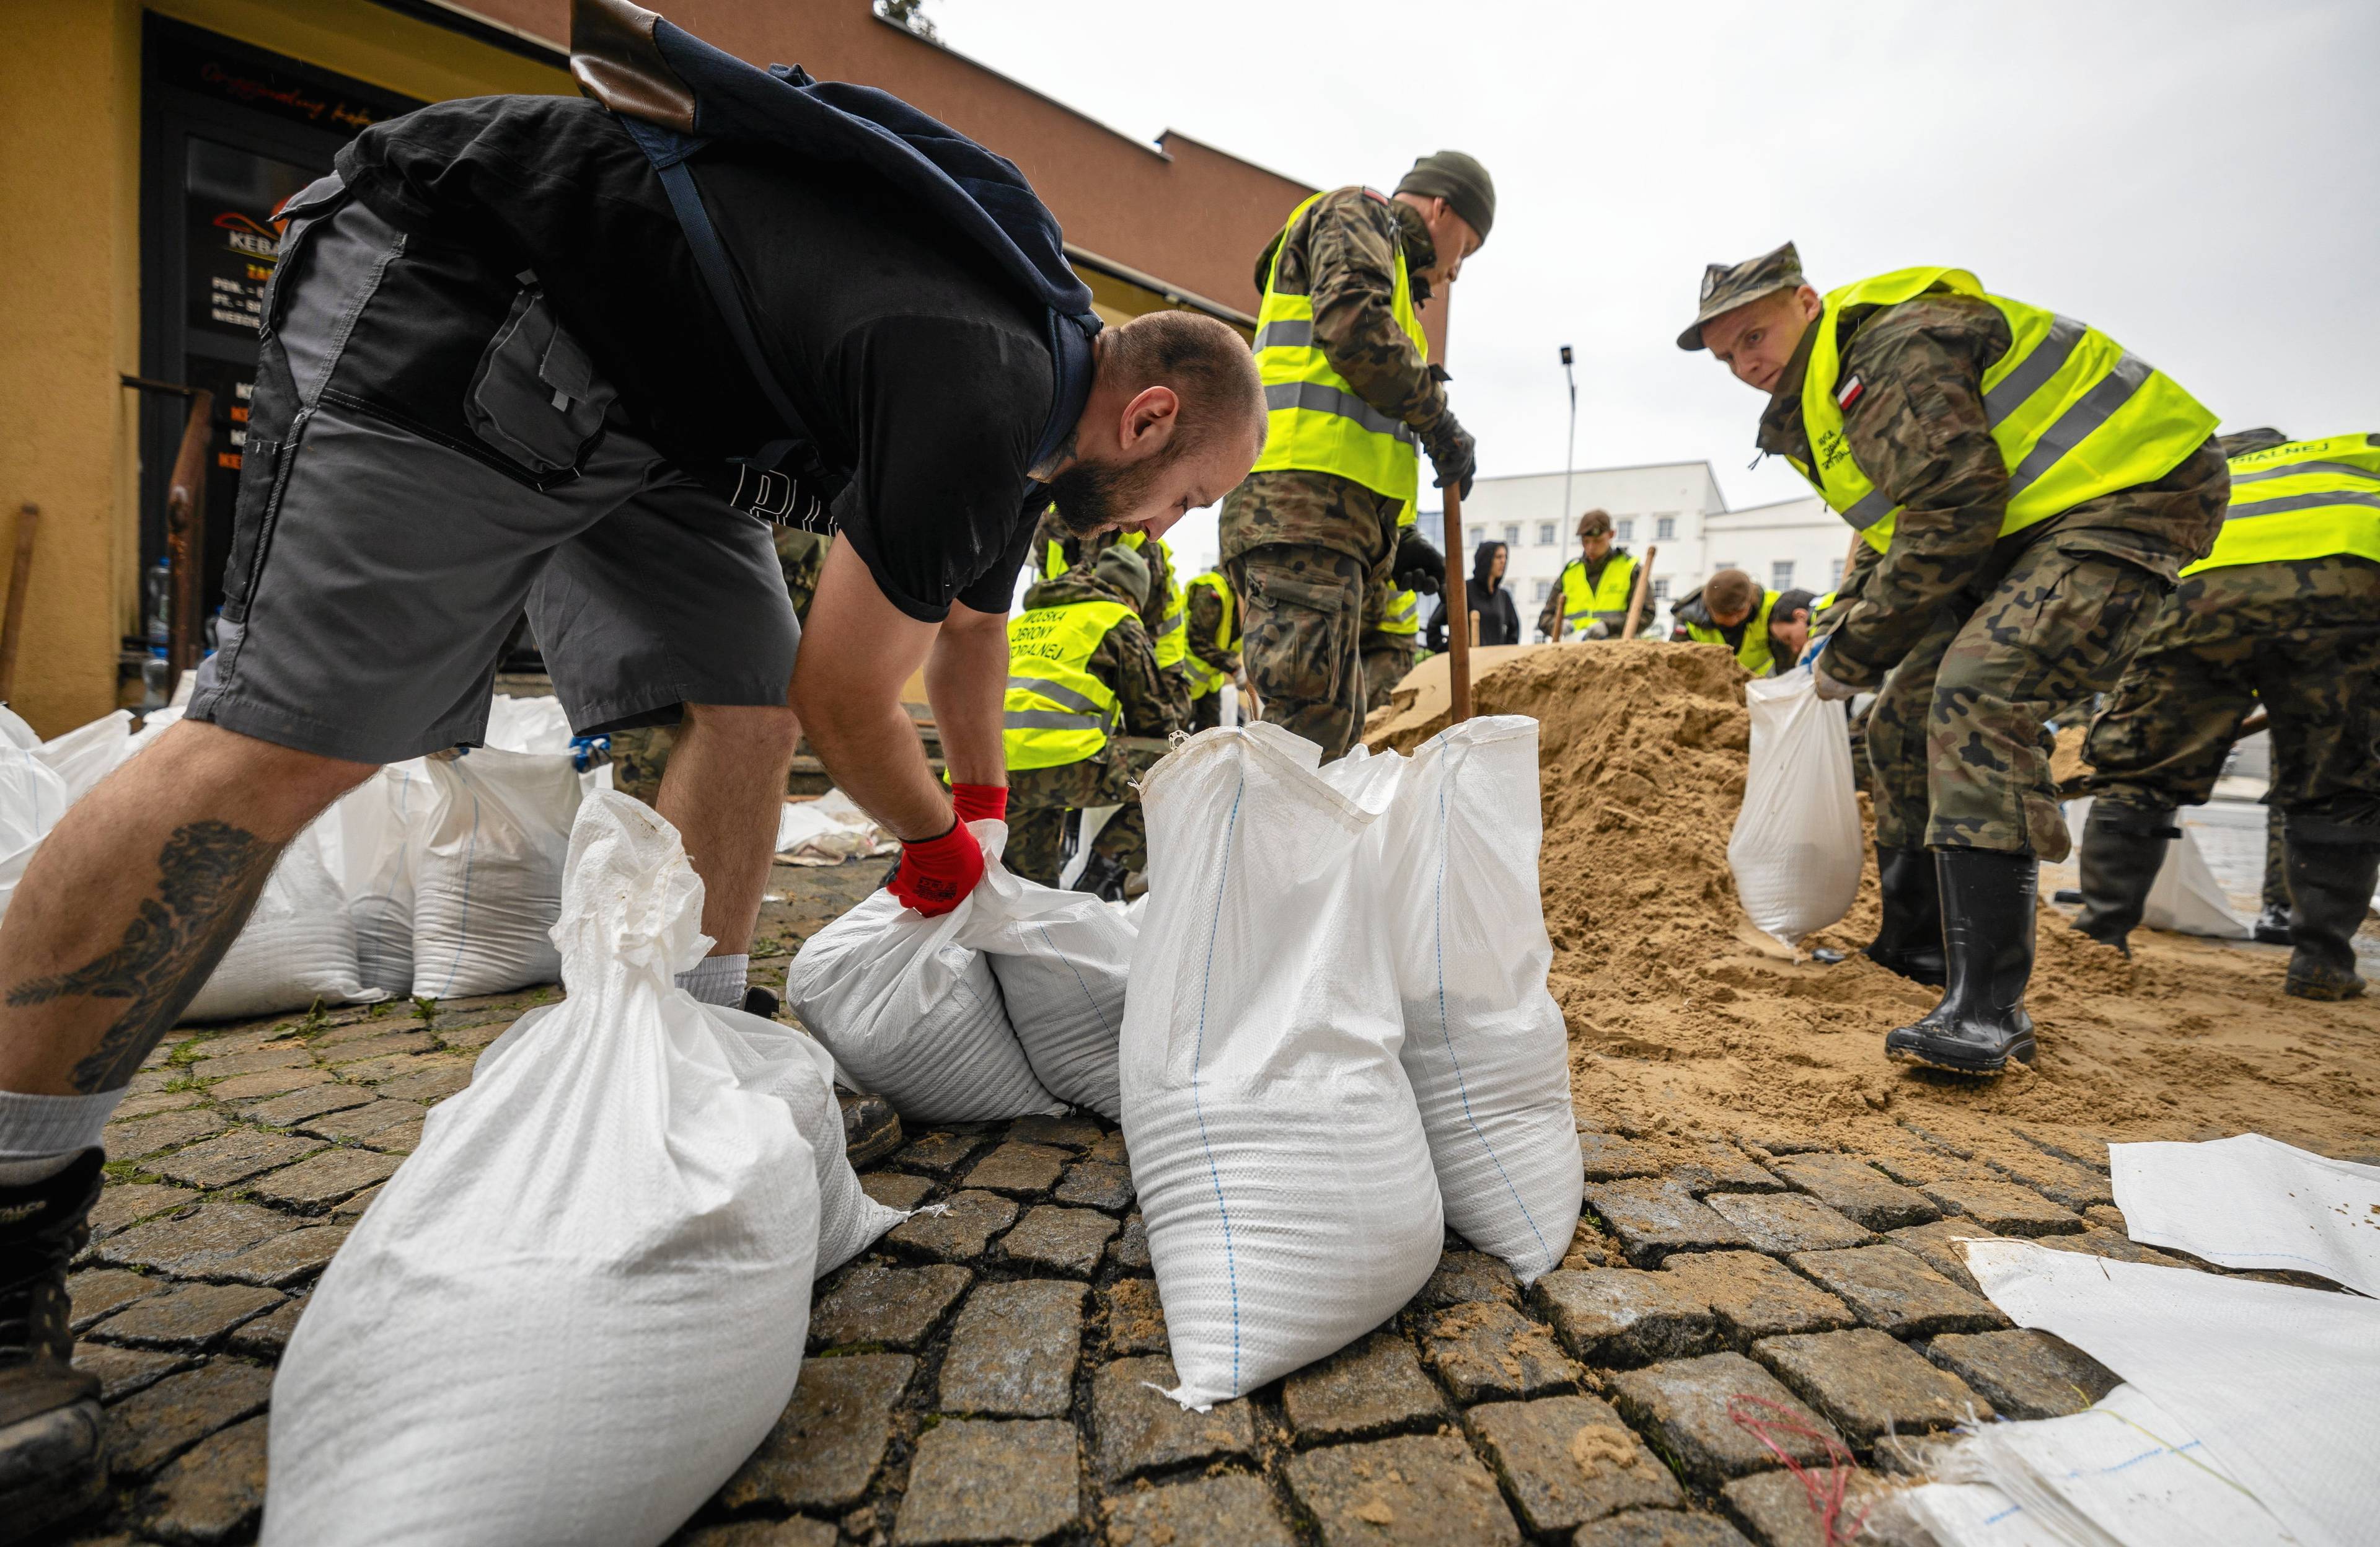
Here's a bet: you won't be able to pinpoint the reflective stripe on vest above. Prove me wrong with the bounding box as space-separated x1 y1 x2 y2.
1181 571 1238 697
1003 599 1132 770
1248 191 1427 501
2184 432 2380 575
1683 589 1779 676
1378 586 1419 636
1786 268 2216 555
1557 553 1636 635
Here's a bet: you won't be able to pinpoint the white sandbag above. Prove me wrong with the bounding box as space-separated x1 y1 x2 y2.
475 1000 900 1277
1377 718 1582 1285
480 693 575 755
2061 798 2252 939
1728 669 1861 948
1123 723 1443 1409
34 710 133 804
954 832 1134 1119
0 705 38 750
776 788 895 866
182 822 384 1022
411 748 580 998
784 822 1061 1123
264 793 822 1547
0 744 69 927
127 705 183 754
329 760 434 997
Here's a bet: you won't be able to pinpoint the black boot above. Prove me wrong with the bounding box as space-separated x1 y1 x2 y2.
2254 806 2292 944
1864 845 1946 985
0 1149 108 1543
740 985 781 1020
1071 852 1129 904
2071 803 2177 955
2283 835 2378 1001
1885 850 2039 1076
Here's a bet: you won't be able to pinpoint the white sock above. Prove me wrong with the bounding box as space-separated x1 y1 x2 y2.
675 953 749 1008
0 1086 128 1183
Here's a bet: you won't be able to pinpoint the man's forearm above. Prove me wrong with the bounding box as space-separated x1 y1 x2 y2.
800 695 950 840
1828 503 2000 685
927 609 1010 788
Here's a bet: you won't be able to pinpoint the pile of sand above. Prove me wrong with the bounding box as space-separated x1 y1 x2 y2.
1369 640 2380 1166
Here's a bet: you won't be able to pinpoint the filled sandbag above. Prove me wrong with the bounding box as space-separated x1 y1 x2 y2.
480 693 575 755
0 741 69 927
181 822 384 1022
34 710 133 804
411 748 580 998
1728 669 1862 947
1376 717 1581 1284
784 823 1062 1123
264 793 824 1547
327 760 436 997
1123 723 1443 1409
954 833 1134 1118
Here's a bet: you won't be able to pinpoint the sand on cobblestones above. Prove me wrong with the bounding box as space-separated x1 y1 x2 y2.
1369 640 2380 1163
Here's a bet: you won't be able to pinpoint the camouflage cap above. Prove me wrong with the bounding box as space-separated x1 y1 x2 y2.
1676 240 1804 351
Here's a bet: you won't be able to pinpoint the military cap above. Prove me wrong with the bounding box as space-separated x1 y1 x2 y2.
1091 542 1152 611
1396 151 1496 244
1677 240 1804 351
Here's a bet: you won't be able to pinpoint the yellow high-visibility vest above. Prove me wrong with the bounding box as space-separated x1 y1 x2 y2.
1003 599 1134 771
2184 433 2380 575
1249 191 1428 501
1683 588 1780 676
1555 553 1638 637
1377 496 1420 637
1041 536 1069 580
1042 529 1184 667
1788 268 2216 555
1181 571 1238 699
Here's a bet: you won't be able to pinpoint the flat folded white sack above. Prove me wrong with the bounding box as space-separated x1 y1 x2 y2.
265 793 825 1547
776 788 896 865
2110 1131 2380 1298
1124 724 1442 1408
954 832 1134 1118
783 822 1061 1122
1964 1236 2380 1547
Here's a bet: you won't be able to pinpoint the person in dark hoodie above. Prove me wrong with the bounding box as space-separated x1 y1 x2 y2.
1427 540 1522 650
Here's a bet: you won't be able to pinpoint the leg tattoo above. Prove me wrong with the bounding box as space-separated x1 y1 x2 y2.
7 821 281 1092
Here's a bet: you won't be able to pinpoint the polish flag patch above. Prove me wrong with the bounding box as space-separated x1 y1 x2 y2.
1836 376 1865 409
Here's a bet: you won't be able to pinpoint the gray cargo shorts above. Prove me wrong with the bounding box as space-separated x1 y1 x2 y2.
188 174 798 765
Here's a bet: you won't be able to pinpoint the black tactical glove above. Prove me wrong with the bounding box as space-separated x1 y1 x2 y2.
1426 420 1477 501
1392 526 1444 596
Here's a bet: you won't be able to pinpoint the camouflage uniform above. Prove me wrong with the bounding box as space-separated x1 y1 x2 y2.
1359 575 1417 711
775 528 832 624
1757 291 2228 859
1184 576 1241 731
1003 568 1183 886
2084 554 2380 837
1221 188 1466 759
1032 509 1194 725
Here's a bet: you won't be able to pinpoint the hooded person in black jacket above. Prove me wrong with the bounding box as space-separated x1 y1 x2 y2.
1427 540 1522 650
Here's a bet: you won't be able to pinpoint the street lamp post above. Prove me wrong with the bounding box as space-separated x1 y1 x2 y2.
1559 343 1577 536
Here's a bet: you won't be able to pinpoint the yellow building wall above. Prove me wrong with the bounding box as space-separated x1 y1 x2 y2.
0 0 566 737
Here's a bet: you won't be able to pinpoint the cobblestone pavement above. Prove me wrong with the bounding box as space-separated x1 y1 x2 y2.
46 860 2316 1547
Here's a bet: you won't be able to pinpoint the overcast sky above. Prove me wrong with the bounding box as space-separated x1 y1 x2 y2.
940 0 2380 577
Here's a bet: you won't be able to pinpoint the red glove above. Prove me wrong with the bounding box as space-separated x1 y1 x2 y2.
950 783 1008 824
886 821 984 917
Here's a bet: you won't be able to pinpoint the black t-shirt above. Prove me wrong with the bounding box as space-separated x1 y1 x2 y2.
337 94 1052 620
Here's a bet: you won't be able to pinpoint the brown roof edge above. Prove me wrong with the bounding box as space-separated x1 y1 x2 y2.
1065 244 1258 332
364 0 570 64
1153 129 1317 198
869 14 1174 164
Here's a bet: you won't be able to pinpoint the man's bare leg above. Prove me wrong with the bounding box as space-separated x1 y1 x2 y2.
0 721 373 1096
653 703 801 1006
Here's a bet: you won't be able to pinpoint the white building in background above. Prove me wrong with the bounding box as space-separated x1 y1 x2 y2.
1426 465 1852 635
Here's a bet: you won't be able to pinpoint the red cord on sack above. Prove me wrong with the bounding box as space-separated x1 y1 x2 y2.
1727 1393 1871 1546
